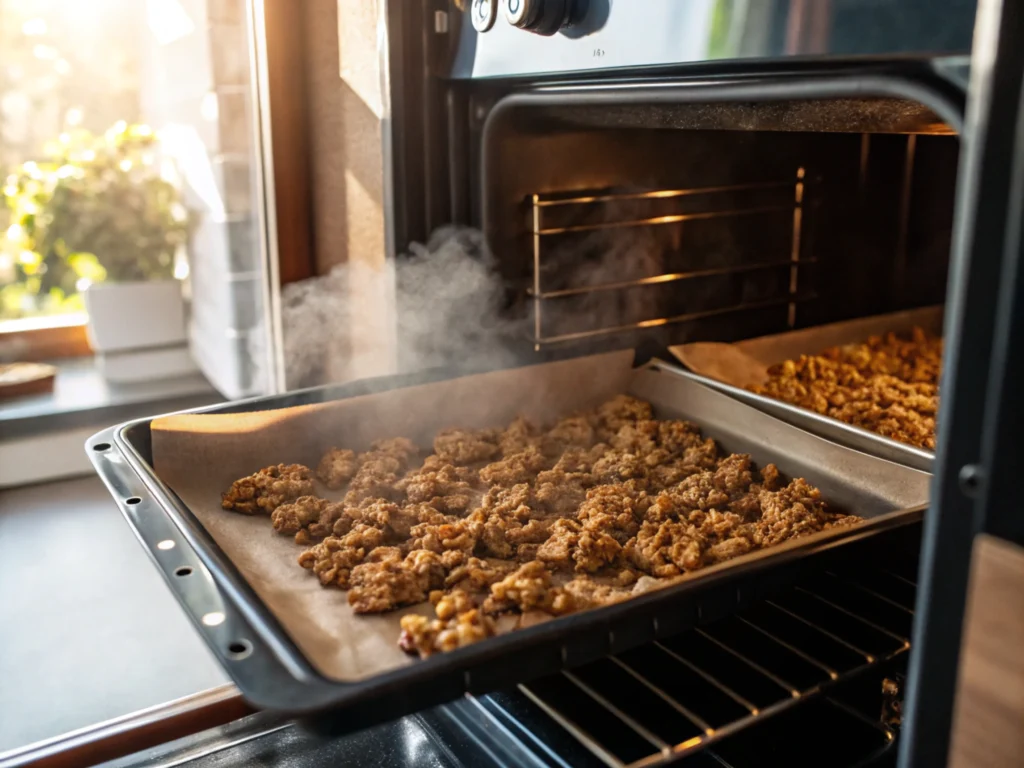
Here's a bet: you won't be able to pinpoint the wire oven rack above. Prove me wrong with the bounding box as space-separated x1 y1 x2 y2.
37 560 913 768
474 561 913 768
529 172 813 349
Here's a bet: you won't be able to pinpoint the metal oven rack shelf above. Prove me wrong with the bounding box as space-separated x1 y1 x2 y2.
473 560 914 768
528 173 814 348
13 547 917 768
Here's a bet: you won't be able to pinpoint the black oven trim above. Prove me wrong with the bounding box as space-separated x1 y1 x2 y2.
900 1 1024 766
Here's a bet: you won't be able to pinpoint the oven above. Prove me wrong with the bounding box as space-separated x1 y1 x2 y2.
376 4 1018 766
28 1 1024 767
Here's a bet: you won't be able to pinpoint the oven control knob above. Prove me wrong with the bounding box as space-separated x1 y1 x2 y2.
471 0 497 32
502 0 586 36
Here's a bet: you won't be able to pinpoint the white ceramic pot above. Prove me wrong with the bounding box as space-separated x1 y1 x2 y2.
83 279 188 353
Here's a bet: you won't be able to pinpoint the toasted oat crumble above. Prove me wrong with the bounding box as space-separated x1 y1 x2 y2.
749 327 941 449
224 393 861 656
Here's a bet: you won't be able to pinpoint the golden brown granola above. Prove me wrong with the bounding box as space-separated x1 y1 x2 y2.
270 495 345 544
541 415 596 455
344 455 404 505
398 590 495 656
479 447 549 486
296 524 387 588
348 549 446 614
484 561 575 615
224 394 862 658
592 394 654 440
499 417 540 456
749 327 942 449
445 556 513 592
316 448 358 490
406 516 481 554
221 464 315 515
433 427 501 465
396 459 478 514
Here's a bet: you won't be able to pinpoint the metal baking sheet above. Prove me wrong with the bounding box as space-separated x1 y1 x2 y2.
86 352 929 724
670 306 943 472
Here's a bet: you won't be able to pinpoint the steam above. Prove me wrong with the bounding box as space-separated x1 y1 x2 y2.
395 226 526 372
540 226 667 338
280 212 743 390
279 260 353 388
281 226 526 389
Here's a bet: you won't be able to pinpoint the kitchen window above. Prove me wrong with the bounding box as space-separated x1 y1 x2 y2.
0 0 276 401
0 0 277 487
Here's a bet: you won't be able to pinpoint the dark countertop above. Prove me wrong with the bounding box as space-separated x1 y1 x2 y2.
0 476 228 754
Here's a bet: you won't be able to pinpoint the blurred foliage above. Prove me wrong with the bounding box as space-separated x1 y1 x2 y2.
0 122 192 320
0 1 143 173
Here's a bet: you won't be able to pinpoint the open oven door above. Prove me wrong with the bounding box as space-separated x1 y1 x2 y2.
900 1 1024 766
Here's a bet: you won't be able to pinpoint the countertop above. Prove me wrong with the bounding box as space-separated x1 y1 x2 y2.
0 476 228 754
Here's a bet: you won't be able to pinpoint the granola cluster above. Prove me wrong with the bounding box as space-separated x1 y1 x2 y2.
222 394 862 657
749 327 942 450
221 464 315 515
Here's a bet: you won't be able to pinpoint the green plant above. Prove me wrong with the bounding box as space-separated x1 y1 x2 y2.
0 122 192 320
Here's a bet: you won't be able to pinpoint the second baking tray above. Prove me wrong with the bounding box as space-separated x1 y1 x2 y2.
670 306 943 472
86 352 929 728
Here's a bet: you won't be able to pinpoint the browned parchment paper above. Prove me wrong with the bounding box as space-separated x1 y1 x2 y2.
670 306 944 390
151 351 636 682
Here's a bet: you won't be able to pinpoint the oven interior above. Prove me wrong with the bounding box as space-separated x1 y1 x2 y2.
415 92 959 367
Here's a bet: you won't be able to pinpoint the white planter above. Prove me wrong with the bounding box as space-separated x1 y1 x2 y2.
83 279 188 353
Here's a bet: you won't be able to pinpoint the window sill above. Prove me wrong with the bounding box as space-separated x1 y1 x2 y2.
0 314 92 362
1 356 222 487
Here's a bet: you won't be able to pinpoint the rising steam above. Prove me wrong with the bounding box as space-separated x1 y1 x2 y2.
281 226 527 389
280 218 709 389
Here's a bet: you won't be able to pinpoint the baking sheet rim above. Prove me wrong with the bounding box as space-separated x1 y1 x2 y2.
682 369 934 464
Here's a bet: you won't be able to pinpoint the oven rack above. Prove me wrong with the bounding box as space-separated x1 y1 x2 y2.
481 562 913 768
18 558 914 768
528 174 812 348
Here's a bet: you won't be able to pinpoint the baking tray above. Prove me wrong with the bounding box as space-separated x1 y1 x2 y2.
670 306 943 473
86 352 929 728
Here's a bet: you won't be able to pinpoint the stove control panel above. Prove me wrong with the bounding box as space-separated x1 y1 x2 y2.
470 0 497 32
471 0 587 36
501 0 588 36
451 0 975 79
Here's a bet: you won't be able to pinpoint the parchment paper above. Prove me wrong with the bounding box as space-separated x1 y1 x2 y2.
670 305 944 390
151 351 636 683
